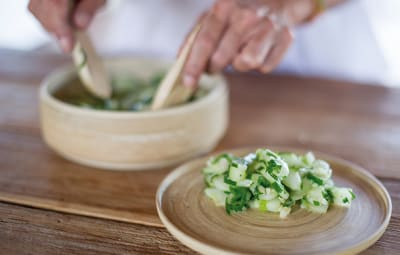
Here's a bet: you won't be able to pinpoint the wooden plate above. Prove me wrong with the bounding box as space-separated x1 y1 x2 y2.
156 148 392 255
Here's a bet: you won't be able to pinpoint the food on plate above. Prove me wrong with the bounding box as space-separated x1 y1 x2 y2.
54 72 208 111
203 149 356 218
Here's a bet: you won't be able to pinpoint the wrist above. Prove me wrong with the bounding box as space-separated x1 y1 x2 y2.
284 0 325 25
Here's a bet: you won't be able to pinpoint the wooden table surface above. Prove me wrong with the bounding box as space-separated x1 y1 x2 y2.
0 49 399 254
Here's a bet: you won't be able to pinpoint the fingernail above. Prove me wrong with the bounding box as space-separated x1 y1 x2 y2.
261 65 272 73
242 54 253 65
183 75 196 88
75 13 90 28
59 37 71 53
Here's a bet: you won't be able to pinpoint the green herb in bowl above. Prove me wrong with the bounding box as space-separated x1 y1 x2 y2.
53 72 208 111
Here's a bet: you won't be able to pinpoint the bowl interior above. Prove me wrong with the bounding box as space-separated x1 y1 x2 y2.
46 58 221 114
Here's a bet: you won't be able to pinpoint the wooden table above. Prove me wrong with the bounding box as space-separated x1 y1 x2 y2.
0 49 399 254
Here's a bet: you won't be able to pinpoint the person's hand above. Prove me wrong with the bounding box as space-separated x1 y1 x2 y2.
28 0 105 52
182 0 316 87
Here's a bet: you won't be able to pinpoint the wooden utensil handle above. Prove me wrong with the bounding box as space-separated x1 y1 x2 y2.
151 25 201 110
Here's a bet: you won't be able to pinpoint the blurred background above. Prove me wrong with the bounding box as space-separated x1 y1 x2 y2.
1 0 399 86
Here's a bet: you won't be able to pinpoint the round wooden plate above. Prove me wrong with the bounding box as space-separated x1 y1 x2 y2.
156 148 392 255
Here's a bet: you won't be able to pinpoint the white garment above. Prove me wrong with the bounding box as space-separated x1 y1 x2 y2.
1 0 398 86
90 0 214 58
277 0 400 86
87 0 400 86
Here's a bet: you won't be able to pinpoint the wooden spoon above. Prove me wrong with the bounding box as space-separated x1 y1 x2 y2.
151 25 201 110
72 30 112 99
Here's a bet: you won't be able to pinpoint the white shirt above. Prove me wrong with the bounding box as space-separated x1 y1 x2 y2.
87 0 400 86
1 0 399 86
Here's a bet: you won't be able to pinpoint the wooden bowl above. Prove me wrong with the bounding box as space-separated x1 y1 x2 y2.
39 58 229 170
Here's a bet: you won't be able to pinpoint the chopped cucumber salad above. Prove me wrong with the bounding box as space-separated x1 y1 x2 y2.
203 149 356 218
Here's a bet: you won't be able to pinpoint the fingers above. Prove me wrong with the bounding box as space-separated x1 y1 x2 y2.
179 0 295 84
29 0 73 52
183 0 233 87
209 7 261 73
28 0 104 53
74 0 106 29
232 19 275 72
260 27 293 73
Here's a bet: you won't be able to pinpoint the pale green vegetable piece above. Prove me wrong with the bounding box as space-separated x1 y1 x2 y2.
282 170 302 190
330 187 355 207
259 188 278 200
237 179 253 187
266 198 282 212
280 207 291 218
204 188 227 206
212 175 230 192
203 156 230 175
228 163 247 182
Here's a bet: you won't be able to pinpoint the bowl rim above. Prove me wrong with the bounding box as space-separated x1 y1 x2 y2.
40 57 228 119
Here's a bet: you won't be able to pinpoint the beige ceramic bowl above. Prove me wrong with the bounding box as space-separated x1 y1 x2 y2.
40 58 229 170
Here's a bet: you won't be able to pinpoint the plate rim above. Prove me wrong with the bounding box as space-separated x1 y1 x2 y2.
156 147 392 255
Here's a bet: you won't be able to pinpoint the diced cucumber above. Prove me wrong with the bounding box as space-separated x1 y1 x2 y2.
204 188 227 206
266 198 282 212
202 148 355 218
203 156 230 175
212 175 230 191
228 162 247 182
282 170 302 190
330 187 355 207
280 207 291 218
258 188 278 200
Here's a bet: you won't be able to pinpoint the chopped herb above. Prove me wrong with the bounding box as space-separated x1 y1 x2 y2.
283 198 295 207
323 189 334 203
271 182 283 193
306 173 324 186
313 201 321 206
256 166 265 171
267 160 280 175
257 175 270 188
343 197 349 203
350 190 356 200
225 186 252 215
224 175 236 185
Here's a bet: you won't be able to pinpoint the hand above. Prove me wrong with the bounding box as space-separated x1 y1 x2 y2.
182 0 315 87
28 0 105 52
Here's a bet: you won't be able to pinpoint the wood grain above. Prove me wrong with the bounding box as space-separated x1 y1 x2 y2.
0 202 194 255
0 50 400 254
157 148 391 255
